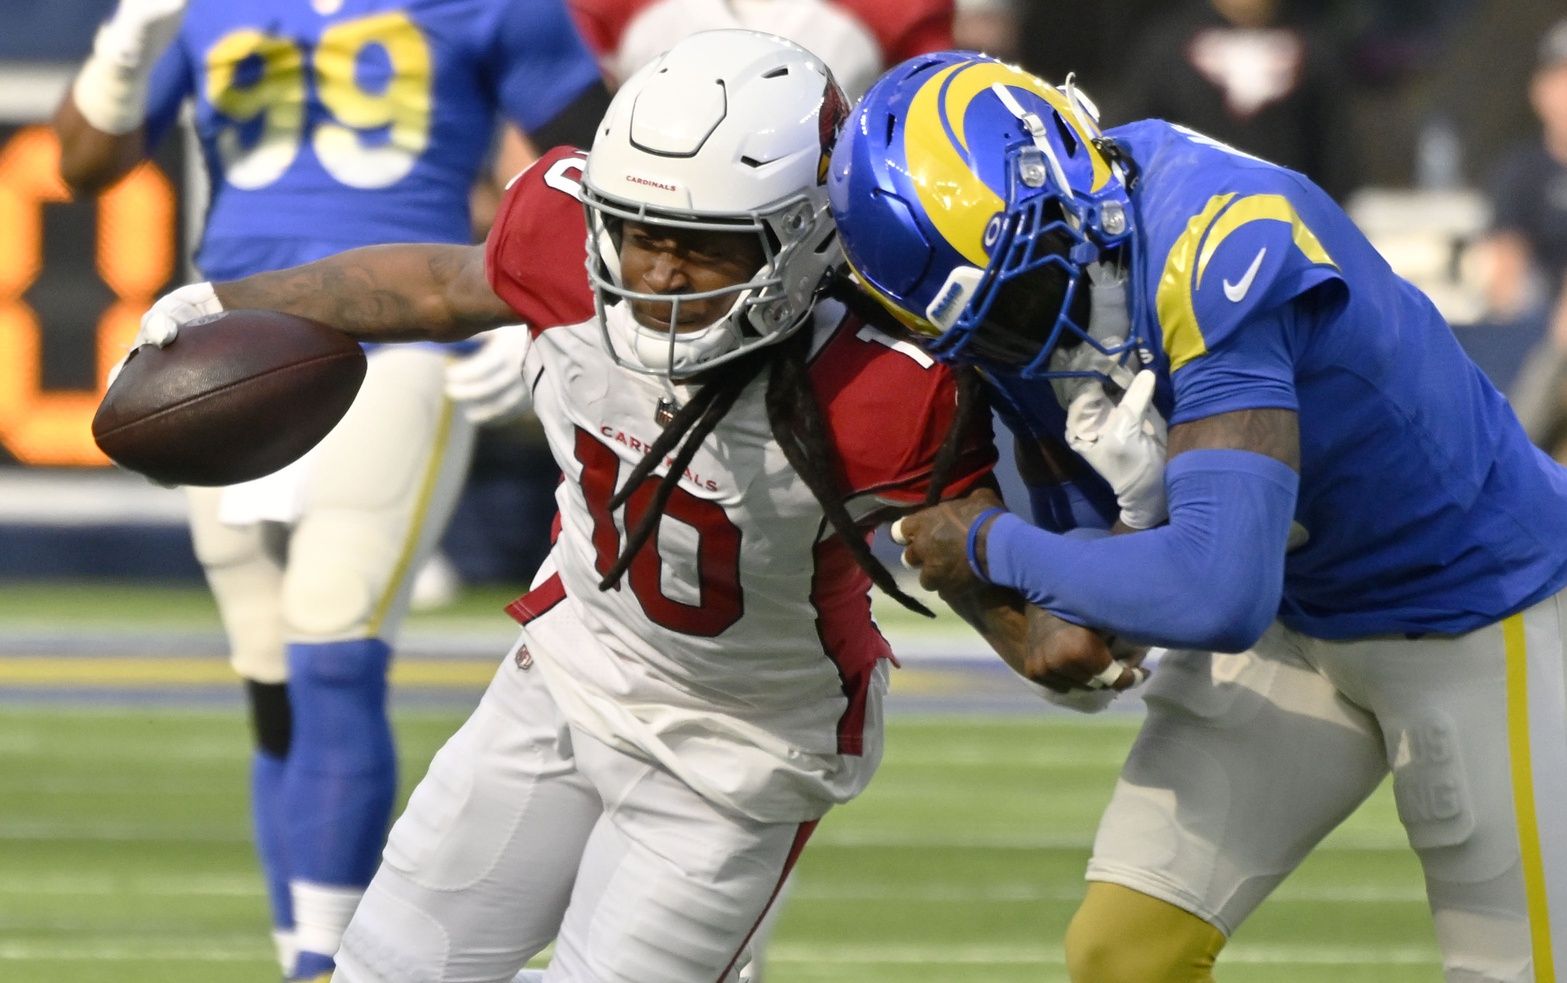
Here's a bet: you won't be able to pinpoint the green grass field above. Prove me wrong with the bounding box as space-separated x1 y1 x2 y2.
0 581 1443 981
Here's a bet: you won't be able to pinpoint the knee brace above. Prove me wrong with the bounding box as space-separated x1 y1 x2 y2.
1066 882 1225 983
247 680 292 758
283 638 396 887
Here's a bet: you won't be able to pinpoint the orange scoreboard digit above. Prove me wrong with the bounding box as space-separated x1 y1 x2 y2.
0 123 181 467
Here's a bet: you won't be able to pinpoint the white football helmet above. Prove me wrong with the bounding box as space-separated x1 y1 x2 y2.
582 29 848 378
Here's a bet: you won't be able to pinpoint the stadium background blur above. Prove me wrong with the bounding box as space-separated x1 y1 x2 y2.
0 0 1555 979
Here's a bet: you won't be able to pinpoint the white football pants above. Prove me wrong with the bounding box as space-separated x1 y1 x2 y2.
333 640 813 983
187 345 475 680
1089 584 1567 982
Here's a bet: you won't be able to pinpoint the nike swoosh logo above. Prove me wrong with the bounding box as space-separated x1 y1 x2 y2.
1223 247 1267 302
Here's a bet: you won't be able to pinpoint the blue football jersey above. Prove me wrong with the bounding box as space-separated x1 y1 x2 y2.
990 119 1567 638
142 0 602 280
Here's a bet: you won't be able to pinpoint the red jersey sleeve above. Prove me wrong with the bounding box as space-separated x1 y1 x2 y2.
566 0 647 59
836 0 954 62
484 145 598 333
810 317 995 508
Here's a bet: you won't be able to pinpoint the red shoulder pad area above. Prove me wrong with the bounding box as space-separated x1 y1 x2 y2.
809 317 995 505
566 0 651 58
485 145 597 333
835 0 953 61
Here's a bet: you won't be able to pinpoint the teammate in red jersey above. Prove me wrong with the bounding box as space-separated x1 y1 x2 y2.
131 31 1045 981
569 0 952 97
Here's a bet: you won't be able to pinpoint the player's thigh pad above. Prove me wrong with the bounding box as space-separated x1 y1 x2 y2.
544 728 812 983
186 485 288 682
282 346 475 642
1315 587 1567 981
1085 624 1388 934
335 648 599 983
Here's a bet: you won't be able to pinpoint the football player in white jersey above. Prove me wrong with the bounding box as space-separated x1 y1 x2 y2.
130 30 1085 981
562 7 956 976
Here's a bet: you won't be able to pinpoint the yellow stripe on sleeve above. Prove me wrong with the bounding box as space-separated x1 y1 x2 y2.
1155 192 1337 374
1155 193 1233 373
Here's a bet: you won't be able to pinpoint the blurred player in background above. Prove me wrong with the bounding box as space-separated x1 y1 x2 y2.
1486 19 1567 458
568 0 952 98
832 53 1567 981
132 31 1009 981
53 1 607 978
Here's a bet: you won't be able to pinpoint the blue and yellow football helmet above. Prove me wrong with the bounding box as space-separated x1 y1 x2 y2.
828 52 1138 377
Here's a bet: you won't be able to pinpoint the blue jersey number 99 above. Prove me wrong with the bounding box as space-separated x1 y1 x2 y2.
204 12 432 190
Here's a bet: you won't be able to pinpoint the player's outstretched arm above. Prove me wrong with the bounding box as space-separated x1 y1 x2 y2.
54 0 188 193
213 244 517 344
54 97 147 193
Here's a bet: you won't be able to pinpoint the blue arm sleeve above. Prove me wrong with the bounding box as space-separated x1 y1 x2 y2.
1026 480 1117 533
984 449 1299 651
142 39 192 149
484 0 603 136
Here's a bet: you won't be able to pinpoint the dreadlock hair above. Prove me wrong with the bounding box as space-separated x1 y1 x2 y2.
598 283 986 619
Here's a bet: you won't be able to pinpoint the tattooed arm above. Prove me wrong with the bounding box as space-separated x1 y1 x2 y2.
942 579 1145 692
1168 408 1300 469
892 486 1143 690
213 244 515 343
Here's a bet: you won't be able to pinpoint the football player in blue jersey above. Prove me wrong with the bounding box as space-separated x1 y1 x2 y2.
53 1 607 979
830 53 1567 982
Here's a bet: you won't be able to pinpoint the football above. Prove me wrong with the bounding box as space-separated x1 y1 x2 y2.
92 309 367 487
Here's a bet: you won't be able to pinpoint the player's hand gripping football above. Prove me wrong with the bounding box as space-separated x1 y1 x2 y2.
890 487 1007 596
445 325 533 424
1065 369 1168 529
109 281 222 387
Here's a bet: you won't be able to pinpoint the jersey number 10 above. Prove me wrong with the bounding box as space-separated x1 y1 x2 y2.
575 428 745 638
205 11 432 190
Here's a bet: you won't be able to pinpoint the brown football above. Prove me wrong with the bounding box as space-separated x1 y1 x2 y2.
92 309 367 487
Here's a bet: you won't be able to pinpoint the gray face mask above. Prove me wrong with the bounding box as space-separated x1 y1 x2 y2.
1048 261 1137 409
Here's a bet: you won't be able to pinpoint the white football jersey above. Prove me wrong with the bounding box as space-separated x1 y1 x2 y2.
486 147 993 821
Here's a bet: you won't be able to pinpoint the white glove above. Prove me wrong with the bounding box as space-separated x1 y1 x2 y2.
97 0 188 67
445 325 533 424
138 280 221 347
72 0 189 134
1065 369 1168 529
109 281 221 386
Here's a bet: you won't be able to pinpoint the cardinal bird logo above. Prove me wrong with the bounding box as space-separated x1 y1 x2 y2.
816 78 849 185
